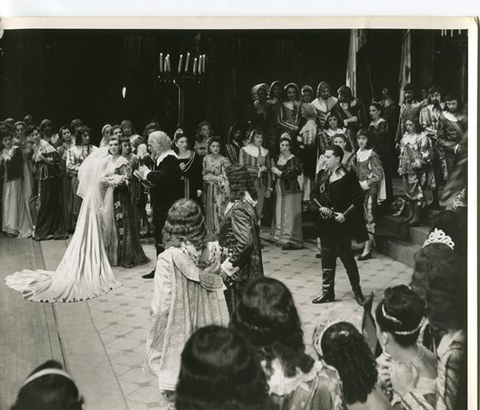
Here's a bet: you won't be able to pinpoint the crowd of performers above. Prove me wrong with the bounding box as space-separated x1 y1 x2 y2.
2 79 468 410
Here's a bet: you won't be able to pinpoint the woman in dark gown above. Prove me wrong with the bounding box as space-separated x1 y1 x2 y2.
173 129 203 208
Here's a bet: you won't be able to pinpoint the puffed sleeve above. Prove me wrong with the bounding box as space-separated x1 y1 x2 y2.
359 153 384 190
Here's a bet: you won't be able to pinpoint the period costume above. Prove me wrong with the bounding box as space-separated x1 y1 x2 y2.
178 151 203 208
267 359 346 410
225 141 242 164
271 154 303 249
437 111 467 182
1 146 33 237
398 132 436 202
239 144 271 220
311 166 367 304
101 155 148 268
219 192 264 315
400 330 466 410
146 150 183 256
203 154 230 239
31 140 67 240
145 242 226 392
5 148 122 302
395 99 428 144
355 149 385 235
420 103 445 187
369 118 392 202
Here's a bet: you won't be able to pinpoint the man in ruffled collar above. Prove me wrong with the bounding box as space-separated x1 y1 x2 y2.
395 83 428 145
138 131 182 278
437 94 467 182
312 81 338 129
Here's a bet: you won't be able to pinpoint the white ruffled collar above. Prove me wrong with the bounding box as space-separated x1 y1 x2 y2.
356 148 373 162
243 143 268 158
312 96 338 112
156 149 178 166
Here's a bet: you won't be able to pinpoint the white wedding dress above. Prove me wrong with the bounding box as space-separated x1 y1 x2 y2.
5 148 121 302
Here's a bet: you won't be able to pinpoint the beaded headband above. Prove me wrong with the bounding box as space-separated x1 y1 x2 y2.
23 368 74 387
381 305 424 335
280 132 292 142
422 228 455 250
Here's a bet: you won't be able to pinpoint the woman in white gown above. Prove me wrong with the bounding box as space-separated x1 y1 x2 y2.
4 147 121 302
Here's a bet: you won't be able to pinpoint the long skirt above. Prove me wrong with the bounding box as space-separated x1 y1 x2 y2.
271 181 303 248
363 191 377 235
33 176 67 240
107 186 149 268
5 192 121 302
253 178 266 221
204 181 227 240
2 178 33 238
402 173 424 202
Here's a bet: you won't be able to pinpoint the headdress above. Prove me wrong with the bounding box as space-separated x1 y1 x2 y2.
381 304 425 336
280 132 292 142
23 368 74 387
422 228 455 250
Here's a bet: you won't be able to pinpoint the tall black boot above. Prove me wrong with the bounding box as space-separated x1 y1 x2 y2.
353 287 366 306
312 269 335 304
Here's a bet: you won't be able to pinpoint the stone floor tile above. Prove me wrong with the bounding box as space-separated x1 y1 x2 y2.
120 381 140 397
120 368 156 384
93 321 110 331
119 316 151 328
102 324 135 336
112 351 145 366
113 305 143 315
112 362 131 377
126 401 150 410
125 328 149 341
127 386 162 403
106 337 142 351
95 312 128 323
100 333 117 345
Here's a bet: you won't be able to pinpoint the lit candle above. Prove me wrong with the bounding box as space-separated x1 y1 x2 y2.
178 54 183 73
185 53 190 73
198 55 202 74
159 53 163 73
202 54 206 72
193 58 198 75
168 55 172 72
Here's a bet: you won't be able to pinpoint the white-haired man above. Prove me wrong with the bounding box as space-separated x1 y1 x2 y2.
138 131 182 279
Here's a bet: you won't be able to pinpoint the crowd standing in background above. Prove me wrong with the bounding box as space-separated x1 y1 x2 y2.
2 77 469 410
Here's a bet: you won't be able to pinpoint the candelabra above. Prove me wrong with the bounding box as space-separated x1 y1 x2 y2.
157 52 207 125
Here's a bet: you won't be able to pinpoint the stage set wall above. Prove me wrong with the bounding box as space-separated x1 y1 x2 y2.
0 29 467 145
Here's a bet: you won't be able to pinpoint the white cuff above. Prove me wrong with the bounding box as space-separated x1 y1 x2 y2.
144 169 151 178
360 180 370 190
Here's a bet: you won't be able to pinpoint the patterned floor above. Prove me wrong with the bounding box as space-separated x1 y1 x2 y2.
85 234 412 410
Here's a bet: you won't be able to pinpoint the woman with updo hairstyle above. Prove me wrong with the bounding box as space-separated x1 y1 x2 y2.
11 360 83 410
202 136 230 239
317 321 392 409
176 325 275 410
174 128 203 208
145 199 226 407
270 133 303 250
99 123 112 147
219 164 263 316
100 135 148 268
66 125 98 228
194 120 213 158
239 128 272 222
231 277 345 410
375 285 437 408
319 110 348 154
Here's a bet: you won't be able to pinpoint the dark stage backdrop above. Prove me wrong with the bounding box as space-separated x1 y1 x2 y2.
0 29 467 145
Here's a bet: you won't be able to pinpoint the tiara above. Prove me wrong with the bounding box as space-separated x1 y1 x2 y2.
394 317 425 336
280 132 292 141
422 228 455 250
23 368 74 387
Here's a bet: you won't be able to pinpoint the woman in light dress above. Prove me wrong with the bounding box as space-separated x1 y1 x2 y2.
4 142 133 302
202 137 230 239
